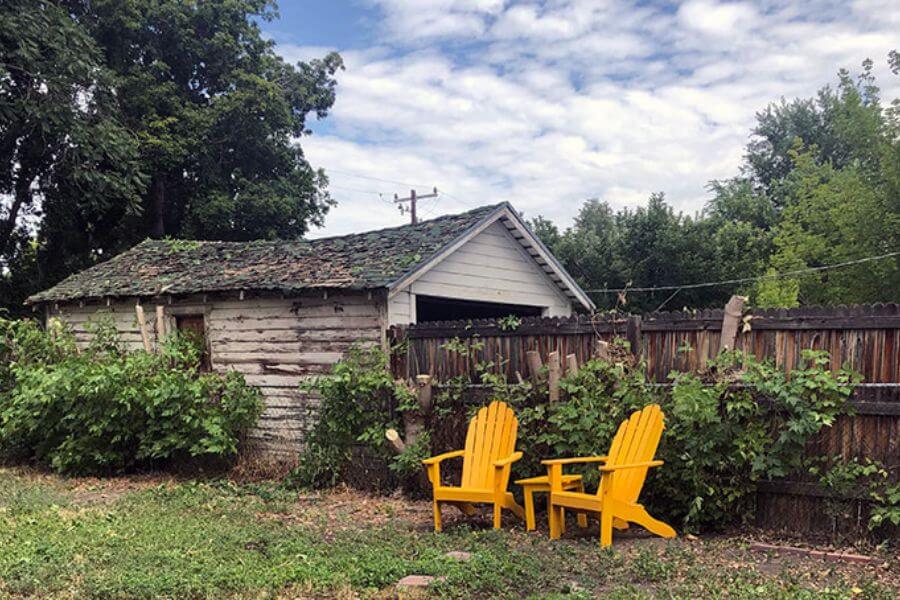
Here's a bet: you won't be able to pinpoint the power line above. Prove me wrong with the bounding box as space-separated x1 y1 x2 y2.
325 168 433 189
434 189 479 208
327 184 384 196
583 251 900 294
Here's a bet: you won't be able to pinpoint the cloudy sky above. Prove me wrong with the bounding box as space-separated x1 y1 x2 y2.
268 0 900 237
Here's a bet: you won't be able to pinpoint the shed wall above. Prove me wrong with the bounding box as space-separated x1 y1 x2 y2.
49 291 384 455
388 221 572 325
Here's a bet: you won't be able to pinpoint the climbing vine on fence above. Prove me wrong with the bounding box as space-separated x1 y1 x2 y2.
293 338 884 534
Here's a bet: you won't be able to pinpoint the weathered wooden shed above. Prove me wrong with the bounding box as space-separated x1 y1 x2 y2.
26 202 593 454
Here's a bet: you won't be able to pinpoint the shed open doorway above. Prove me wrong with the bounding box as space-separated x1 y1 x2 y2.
415 294 543 323
174 314 211 371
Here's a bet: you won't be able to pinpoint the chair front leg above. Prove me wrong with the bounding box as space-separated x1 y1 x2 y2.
523 487 536 531
427 462 442 533
547 463 564 539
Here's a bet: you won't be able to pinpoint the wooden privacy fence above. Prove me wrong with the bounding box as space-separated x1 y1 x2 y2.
389 304 899 384
388 303 900 538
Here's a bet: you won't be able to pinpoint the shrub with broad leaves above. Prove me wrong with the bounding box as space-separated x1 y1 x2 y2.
0 318 262 474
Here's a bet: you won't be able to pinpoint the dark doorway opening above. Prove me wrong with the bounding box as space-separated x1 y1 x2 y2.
415 295 543 323
174 314 211 371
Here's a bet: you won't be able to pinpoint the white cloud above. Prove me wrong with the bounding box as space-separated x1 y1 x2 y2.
277 0 900 237
678 1 759 37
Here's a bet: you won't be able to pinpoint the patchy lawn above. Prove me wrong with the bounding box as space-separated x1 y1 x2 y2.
0 468 896 599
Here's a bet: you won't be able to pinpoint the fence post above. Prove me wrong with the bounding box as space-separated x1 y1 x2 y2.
548 351 561 403
389 325 408 380
566 353 579 375
626 315 642 358
719 295 746 352
526 350 543 382
134 304 153 353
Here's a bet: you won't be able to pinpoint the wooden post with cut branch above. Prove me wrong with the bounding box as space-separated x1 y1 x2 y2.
135 304 153 352
626 315 642 358
595 339 610 361
548 351 561 403
386 374 433 455
719 295 746 352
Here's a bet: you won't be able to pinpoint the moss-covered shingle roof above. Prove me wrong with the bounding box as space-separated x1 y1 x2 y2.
28 203 505 304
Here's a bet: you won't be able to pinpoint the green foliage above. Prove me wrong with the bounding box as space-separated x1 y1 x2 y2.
515 347 649 486
813 458 900 531
291 345 402 488
2 0 343 317
754 143 900 306
653 350 858 530
0 0 146 316
0 318 262 474
297 334 867 534
389 430 432 475
513 348 860 532
497 315 522 331
531 194 758 312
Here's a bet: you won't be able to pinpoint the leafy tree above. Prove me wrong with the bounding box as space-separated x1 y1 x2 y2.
746 59 885 205
0 0 145 314
535 55 898 311
1 0 343 316
53 0 343 244
754 145 899 306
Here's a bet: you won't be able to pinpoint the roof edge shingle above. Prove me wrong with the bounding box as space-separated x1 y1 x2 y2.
26 203 507 305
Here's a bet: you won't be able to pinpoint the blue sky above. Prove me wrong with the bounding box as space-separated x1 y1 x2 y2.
265 1 900 237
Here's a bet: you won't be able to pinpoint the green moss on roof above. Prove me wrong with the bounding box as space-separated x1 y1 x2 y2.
28 203 505 304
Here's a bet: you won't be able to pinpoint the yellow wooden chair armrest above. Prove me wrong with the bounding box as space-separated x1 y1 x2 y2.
493 451 523 468
422 449 465 466
599 460 663 472
541 455 608 466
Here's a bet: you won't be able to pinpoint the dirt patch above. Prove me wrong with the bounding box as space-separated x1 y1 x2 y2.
229 452 299 483
64 473 177 505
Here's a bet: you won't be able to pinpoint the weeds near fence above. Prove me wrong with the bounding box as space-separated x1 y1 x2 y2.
293 337 892 537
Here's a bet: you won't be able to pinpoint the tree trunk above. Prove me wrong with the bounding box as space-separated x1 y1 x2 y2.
0 176 32 259
151 176 166 238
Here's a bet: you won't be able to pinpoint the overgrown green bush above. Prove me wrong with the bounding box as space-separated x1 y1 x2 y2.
514 349 860 531
514 347 650 488
290 345 403 488
0 318 262 474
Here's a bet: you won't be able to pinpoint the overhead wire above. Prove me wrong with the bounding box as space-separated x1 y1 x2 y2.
324 167 433 189
582 250 900 294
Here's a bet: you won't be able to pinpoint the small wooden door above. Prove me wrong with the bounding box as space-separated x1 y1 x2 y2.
175 314 211 371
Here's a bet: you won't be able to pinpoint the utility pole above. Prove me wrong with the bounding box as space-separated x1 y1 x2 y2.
394 187 438 225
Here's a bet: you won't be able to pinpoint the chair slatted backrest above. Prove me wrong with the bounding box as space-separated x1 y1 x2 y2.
461 401 518 490
599 405 665 503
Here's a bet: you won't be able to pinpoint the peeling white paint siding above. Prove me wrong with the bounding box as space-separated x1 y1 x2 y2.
50 291 383 456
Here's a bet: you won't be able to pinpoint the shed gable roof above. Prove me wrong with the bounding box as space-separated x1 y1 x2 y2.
27 202 593 310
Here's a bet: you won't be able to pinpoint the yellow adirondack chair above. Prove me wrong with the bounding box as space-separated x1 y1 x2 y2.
543 404 676 547
422 400 526 532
